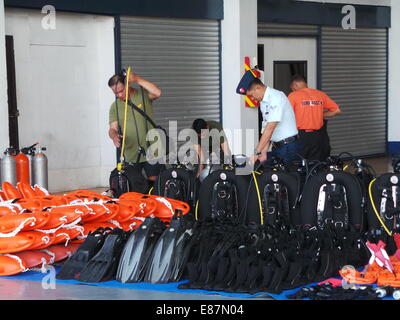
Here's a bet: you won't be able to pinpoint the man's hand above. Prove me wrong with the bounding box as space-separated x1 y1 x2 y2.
112 134 123 148
258 152 267 163
128 71 140 84
249 154 260 166
250 152 267 167
323 108 342 119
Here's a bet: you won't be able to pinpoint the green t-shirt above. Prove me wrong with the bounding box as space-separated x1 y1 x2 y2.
109 89 154 163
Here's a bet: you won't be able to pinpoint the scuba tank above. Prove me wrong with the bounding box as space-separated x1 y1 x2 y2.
20 143 38 186
199 152 222 183
14 151 30 185
32 146 48 190
0 148 17 185
199 157 212 183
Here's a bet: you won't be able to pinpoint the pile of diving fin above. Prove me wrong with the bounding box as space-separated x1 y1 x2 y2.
117 214 194 284
57 227 130 282
179 220 370 294
58 213 195 284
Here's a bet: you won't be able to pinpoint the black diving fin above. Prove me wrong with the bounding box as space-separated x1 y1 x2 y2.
56 227 111 280
78 228 129 283
116 217 166 283
144 218 191 284
169 227 194 282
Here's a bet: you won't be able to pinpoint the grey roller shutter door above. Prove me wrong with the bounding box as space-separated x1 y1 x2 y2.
258 22 319 35
120 16 221 135
321 27 387 156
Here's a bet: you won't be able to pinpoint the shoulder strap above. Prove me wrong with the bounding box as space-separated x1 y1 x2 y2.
141 87 150 148
114 99 123 163
127 99 160 130
115 99 122 136
127 94 173 157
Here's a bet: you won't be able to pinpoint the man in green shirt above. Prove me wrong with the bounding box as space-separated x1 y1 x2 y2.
192 118 231 177
108 70 164 182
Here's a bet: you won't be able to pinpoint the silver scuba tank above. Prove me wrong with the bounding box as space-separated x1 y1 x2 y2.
32 147 48 190
27 153 33 185
199 157 212 183
199 152 222 183
0 148 17 186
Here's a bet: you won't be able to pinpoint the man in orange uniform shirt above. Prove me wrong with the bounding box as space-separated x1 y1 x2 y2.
288 75 342 161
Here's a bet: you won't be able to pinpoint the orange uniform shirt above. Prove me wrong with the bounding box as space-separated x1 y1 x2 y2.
288 88 339 130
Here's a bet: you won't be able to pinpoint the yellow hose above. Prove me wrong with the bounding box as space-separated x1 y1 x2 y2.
195 200 199 221
368 178 392 236
117 67 131 172
252 171 264 225
148 186 154 195
343 165 349 171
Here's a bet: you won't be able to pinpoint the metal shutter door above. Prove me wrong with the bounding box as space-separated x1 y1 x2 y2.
321 27 387 156
120 16 221 135
258 22 319 35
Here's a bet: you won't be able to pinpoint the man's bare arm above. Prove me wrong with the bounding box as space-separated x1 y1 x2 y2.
324 108 342 119
256 122 279 153
128 72 162 101
194 144 205 177
109 121 122 148
221 141 232 158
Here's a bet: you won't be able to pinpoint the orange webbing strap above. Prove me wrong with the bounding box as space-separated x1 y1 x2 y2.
339 268 378 285
377 269 399 287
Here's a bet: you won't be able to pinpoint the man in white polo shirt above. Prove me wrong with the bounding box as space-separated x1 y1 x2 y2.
236 70 303 165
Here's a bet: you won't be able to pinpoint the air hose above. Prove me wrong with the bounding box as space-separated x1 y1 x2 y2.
252 171 264 225
368 178 392 236
195 200 199 221
117 67 131 172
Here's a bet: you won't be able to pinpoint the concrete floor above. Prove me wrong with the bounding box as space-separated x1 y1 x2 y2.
0 278 272 300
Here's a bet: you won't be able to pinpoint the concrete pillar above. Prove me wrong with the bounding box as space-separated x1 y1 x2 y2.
221 0 258 155
388 0 400 153
0 1 9 152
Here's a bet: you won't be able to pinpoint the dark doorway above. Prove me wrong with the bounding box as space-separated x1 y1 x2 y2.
257 44 264 139
5 35 19 150
273 61 307 96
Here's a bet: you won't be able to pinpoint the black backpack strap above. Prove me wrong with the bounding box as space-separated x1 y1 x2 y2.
129 102 146 164
127 98 171 157
115 98 123 136
127 99 159 130
140 86 150 149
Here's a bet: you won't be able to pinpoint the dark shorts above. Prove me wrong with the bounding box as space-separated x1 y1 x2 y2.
133 162 166 178
298 123 331 161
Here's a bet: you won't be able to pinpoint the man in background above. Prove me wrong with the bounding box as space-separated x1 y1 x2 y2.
289 74 342 161
191 118 231 177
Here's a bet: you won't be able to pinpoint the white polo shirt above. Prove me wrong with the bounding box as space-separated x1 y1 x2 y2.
260 86 298 142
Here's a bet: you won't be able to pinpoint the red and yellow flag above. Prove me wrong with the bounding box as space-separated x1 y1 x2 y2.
244 56 260 108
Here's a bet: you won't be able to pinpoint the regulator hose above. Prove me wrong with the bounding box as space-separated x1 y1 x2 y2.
117 67 131 172
368 178 392 236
